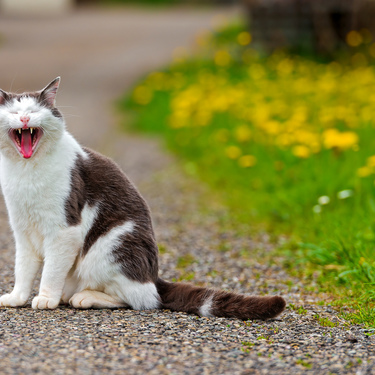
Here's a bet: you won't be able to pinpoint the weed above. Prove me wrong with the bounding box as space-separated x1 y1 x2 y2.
176 254 196 269
296 359 312 369
158 243 168 254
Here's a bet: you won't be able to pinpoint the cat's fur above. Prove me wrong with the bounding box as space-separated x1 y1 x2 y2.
0 78 286 320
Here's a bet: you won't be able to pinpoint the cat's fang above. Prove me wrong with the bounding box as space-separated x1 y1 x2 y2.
10 127 43 159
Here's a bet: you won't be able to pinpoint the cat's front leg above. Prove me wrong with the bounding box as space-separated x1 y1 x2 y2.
0 236 42 307
32 227 81 310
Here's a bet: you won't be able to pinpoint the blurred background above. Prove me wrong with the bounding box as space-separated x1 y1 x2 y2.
1 0 375 321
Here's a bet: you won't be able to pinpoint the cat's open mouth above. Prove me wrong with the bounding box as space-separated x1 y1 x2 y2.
9 127 43 159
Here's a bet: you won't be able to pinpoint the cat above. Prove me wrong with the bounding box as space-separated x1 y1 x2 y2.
0 78 286 320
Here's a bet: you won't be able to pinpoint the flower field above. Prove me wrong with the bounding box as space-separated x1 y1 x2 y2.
122 24 375 322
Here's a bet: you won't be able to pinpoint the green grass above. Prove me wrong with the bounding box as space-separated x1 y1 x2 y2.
119 23 375 326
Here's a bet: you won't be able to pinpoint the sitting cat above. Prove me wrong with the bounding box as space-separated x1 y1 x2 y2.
0 78 285 320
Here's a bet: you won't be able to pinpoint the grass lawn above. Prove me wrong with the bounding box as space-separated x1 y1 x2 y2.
119 23 375 326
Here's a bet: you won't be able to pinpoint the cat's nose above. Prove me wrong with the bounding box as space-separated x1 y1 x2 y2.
20 115 30 127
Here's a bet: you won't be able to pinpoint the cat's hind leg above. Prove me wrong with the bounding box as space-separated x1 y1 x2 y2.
69 290 127 309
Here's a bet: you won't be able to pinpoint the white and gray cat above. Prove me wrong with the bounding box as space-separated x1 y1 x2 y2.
0 78 285 320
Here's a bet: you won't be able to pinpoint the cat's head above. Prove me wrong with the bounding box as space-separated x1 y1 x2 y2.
0 77 64 160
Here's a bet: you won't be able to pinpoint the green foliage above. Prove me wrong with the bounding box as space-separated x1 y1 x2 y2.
119 22 375 326
289 304 307 315
296 359 312 369
176 254 197 268
314 314 338 327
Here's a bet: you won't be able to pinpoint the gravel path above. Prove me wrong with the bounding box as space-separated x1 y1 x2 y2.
0 5 374 375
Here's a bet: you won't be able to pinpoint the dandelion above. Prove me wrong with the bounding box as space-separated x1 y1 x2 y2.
237 31 252 46
292 145 310 159
322 129 359 150
337 190 353 199
346 30 363 47
248 64 265 80
277 59 294 75
225 145 242 159
357 166 373 177
235 125 252 142
367 155 375 167
318 196 330 205
214 50 231 67
238 155 257 168
132 85 153 105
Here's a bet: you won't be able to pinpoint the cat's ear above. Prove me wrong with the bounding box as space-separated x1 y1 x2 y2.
40 77 60 107
0 89 9 105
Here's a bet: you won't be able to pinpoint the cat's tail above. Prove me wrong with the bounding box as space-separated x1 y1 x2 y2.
155 278 286 320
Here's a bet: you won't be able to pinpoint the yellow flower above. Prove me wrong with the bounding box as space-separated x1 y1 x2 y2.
235 125 252 142
238 155 257 168
225 146 242 159
357 166 373 177
322 129 359 150
237 32 252 46
367 155 375 167
277 59 293 75
346 30 363 47
132 85 153 105
214 50 231 67
248 64 265 80
292 145 310 158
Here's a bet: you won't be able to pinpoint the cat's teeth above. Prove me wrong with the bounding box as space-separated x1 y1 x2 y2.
30 128 33 134
17 129 21 134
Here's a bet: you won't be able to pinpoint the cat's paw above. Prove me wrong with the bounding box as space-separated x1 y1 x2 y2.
69 292 94 309
32 295 59 309
0 293 27 307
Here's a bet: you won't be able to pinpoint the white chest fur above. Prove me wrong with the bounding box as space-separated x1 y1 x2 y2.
0 132 83 242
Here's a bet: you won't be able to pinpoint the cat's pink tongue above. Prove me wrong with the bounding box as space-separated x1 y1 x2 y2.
21 130 33 159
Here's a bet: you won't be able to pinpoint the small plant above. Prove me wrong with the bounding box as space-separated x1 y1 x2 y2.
296 359 312 369
288 304 307 314
176 254 196 268
314 314 338 327
241 341 255 347
158 244 168 254
177 271 195 282
297 306 307 315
